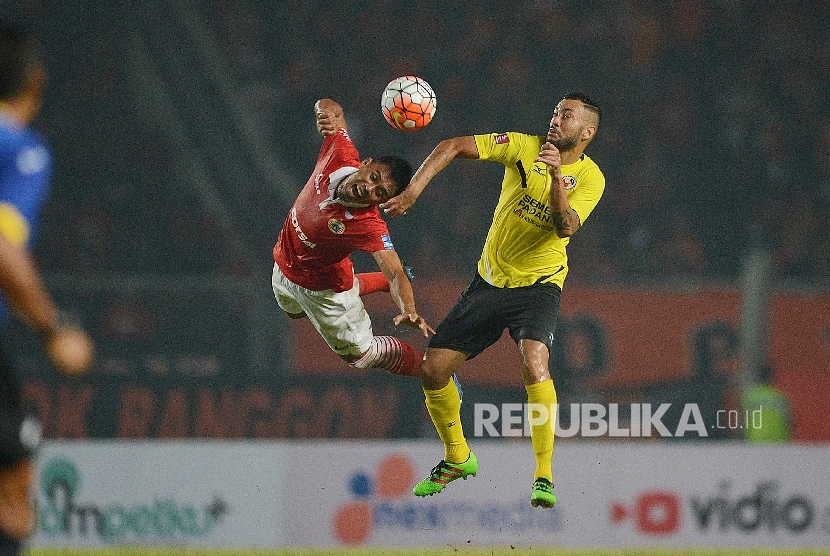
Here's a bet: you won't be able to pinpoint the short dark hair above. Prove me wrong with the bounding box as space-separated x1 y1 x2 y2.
375 155 413 197
0 21 43 100
563 92 602 126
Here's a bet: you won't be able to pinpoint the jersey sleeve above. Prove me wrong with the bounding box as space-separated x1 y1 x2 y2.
353 214 394 254
325 128 360 167
474 132 536 166
315 128 358 173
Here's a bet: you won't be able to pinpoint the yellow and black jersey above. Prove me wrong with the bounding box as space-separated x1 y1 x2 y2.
473 131 605 289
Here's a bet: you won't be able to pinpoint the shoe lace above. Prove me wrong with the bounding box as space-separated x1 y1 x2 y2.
533 478 553 494
429 460 451 480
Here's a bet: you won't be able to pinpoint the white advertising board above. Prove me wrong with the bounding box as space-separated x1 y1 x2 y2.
28 440 830 549
29 441 287 548
282 441 830 548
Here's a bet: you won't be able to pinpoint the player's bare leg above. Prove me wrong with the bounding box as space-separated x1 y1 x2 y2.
346 337 464 402
350 267 463 390
0 459 35 542
520 339 557 508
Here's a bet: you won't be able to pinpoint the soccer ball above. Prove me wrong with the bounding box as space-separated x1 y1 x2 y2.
380 76 437 131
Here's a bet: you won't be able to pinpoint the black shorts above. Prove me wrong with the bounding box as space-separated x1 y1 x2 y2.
0 343 40 468
428 272 562 360
0 409 40 468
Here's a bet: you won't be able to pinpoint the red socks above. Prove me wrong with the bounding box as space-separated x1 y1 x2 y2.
352 274 421 377
384 337 423 377
351 336 423 377
356 272 390 295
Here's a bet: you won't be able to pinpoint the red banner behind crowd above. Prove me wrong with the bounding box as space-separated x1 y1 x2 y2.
291 280 830 441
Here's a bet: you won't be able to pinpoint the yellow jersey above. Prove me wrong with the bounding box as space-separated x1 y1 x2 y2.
474 132 605 289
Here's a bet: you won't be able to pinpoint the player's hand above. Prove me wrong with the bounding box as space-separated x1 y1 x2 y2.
535 141 562 173
394 311 435 338
46 325 95 377
316 110 337 136
380 187 418 217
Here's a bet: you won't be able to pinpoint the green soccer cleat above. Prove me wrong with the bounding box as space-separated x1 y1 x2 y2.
530 477 557 508
413 451 478 497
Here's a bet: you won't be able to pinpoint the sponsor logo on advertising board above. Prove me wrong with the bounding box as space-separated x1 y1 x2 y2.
332 452 561 545
37 457 227 543
611 482 825 538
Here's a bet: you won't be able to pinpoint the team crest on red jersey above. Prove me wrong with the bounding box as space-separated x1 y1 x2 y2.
494 133 509 144
328 218 346 234
562 175 577 190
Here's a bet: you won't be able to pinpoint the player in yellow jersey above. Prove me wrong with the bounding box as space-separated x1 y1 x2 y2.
381 93 604 507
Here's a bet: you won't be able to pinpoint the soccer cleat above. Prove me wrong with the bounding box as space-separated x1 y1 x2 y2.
452 373 463 402
413 451 478 497
530 477 557 508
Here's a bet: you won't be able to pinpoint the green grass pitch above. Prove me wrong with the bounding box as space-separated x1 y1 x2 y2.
24 548 830 556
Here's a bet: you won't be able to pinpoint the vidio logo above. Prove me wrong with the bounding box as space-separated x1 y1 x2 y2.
692 481 814 533
612 481 818 536
37 457 229 542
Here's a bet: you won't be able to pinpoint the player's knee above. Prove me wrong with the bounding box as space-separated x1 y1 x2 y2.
419 358 446 384
521 365 551 384
419 349 462 387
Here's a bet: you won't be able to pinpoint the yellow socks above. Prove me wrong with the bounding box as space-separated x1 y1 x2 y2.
424 379 469 464
526 379 556 481
425 378 555 477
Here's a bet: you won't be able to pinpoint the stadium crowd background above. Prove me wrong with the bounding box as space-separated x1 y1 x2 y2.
2 0 828 442
21 0 830 286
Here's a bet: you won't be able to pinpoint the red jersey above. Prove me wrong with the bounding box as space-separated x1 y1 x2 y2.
273 128 395 292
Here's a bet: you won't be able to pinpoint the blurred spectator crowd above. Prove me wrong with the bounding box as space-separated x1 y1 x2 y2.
22 0 830 287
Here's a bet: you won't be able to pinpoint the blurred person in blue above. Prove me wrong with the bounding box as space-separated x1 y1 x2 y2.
0 21 94 555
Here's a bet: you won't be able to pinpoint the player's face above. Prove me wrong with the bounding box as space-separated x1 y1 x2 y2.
546 99 587 151
337 161 399 205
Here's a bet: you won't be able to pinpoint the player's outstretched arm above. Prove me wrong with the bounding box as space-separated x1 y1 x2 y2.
381 135 479 217
372 248 435 337
0 232 95 376
315 98 348 137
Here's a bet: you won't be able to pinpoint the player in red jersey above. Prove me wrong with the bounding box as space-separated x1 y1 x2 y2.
272 98 433 376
